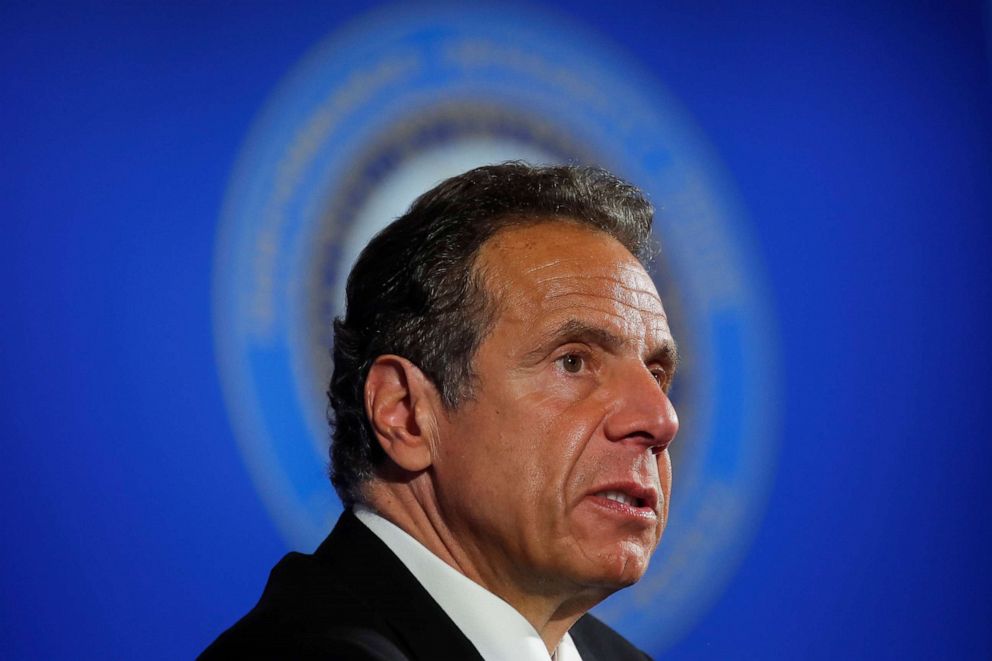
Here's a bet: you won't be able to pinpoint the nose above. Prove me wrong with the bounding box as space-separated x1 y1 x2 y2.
603 363 679 453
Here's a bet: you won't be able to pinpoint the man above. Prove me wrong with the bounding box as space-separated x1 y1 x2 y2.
203 163 679 660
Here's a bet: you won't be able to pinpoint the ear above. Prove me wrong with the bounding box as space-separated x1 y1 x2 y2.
364 355 441 473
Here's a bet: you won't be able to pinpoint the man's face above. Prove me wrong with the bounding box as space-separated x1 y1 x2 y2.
430 221 679 597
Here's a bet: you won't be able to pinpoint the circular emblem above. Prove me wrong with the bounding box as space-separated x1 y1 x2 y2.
214 5 779 651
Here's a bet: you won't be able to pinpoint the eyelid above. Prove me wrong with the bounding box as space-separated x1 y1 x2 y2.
649 364 674 391
553 344 595 370
553 343 594 360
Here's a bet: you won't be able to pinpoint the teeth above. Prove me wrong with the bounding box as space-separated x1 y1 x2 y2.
600 490 635 507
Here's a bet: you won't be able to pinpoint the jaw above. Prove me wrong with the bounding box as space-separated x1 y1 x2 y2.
561 500 663 588
594 539 655 586
564 537 656 591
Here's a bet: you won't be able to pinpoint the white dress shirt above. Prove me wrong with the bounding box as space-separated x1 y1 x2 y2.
354 506 583 661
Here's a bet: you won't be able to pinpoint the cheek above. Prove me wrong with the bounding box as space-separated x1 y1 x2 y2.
494 393 602 512
445 397 557 498
658 449 673 517
450 379 605 509
544 391 605 449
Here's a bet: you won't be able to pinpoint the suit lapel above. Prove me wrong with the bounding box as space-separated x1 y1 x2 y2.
315 510 485 661
570 614 651 661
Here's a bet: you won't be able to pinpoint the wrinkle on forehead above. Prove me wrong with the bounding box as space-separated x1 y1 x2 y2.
528 265 667 322
536 279 667 323
521 257 649 277
534 300 667 332
477 222 668 330
531 274 663 301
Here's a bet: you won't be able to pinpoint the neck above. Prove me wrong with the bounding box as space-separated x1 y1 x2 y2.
365 476 608 654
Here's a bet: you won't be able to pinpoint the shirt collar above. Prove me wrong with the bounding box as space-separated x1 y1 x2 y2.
353 506 582 661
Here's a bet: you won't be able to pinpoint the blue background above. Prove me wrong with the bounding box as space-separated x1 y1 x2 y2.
2 1 990 658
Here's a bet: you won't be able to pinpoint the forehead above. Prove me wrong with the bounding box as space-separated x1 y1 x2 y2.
478 222 670 345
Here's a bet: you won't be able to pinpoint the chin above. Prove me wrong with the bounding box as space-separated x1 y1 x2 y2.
578 541 653 589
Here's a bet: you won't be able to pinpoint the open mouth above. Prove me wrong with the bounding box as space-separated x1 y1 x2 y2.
596 490 647 508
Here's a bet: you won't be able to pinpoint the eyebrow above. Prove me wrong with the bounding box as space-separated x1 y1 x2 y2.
527 318 680 374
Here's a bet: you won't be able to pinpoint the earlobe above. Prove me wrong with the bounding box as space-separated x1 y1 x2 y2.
364 355 439 473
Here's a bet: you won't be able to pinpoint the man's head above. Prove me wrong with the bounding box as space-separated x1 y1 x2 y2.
328 162 678 595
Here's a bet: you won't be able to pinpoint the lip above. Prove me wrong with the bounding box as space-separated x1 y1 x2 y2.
584 481 660 520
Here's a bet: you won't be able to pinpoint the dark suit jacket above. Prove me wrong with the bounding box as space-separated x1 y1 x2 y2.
201 510 651 660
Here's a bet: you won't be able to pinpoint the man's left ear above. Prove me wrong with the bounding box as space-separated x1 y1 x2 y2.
364 354 442 473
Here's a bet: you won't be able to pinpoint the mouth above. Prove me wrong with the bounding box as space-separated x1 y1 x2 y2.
587 482 659 520
597 490 648 508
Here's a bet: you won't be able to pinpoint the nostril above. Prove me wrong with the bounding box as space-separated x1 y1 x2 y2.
651 438 672 455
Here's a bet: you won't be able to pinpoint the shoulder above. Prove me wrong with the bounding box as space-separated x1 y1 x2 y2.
199 551 405 659
570 613 653 661
199 511 477 660
201 624 408 660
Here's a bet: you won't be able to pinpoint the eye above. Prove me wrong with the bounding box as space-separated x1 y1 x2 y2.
650 367 669 389
559 353 584 374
